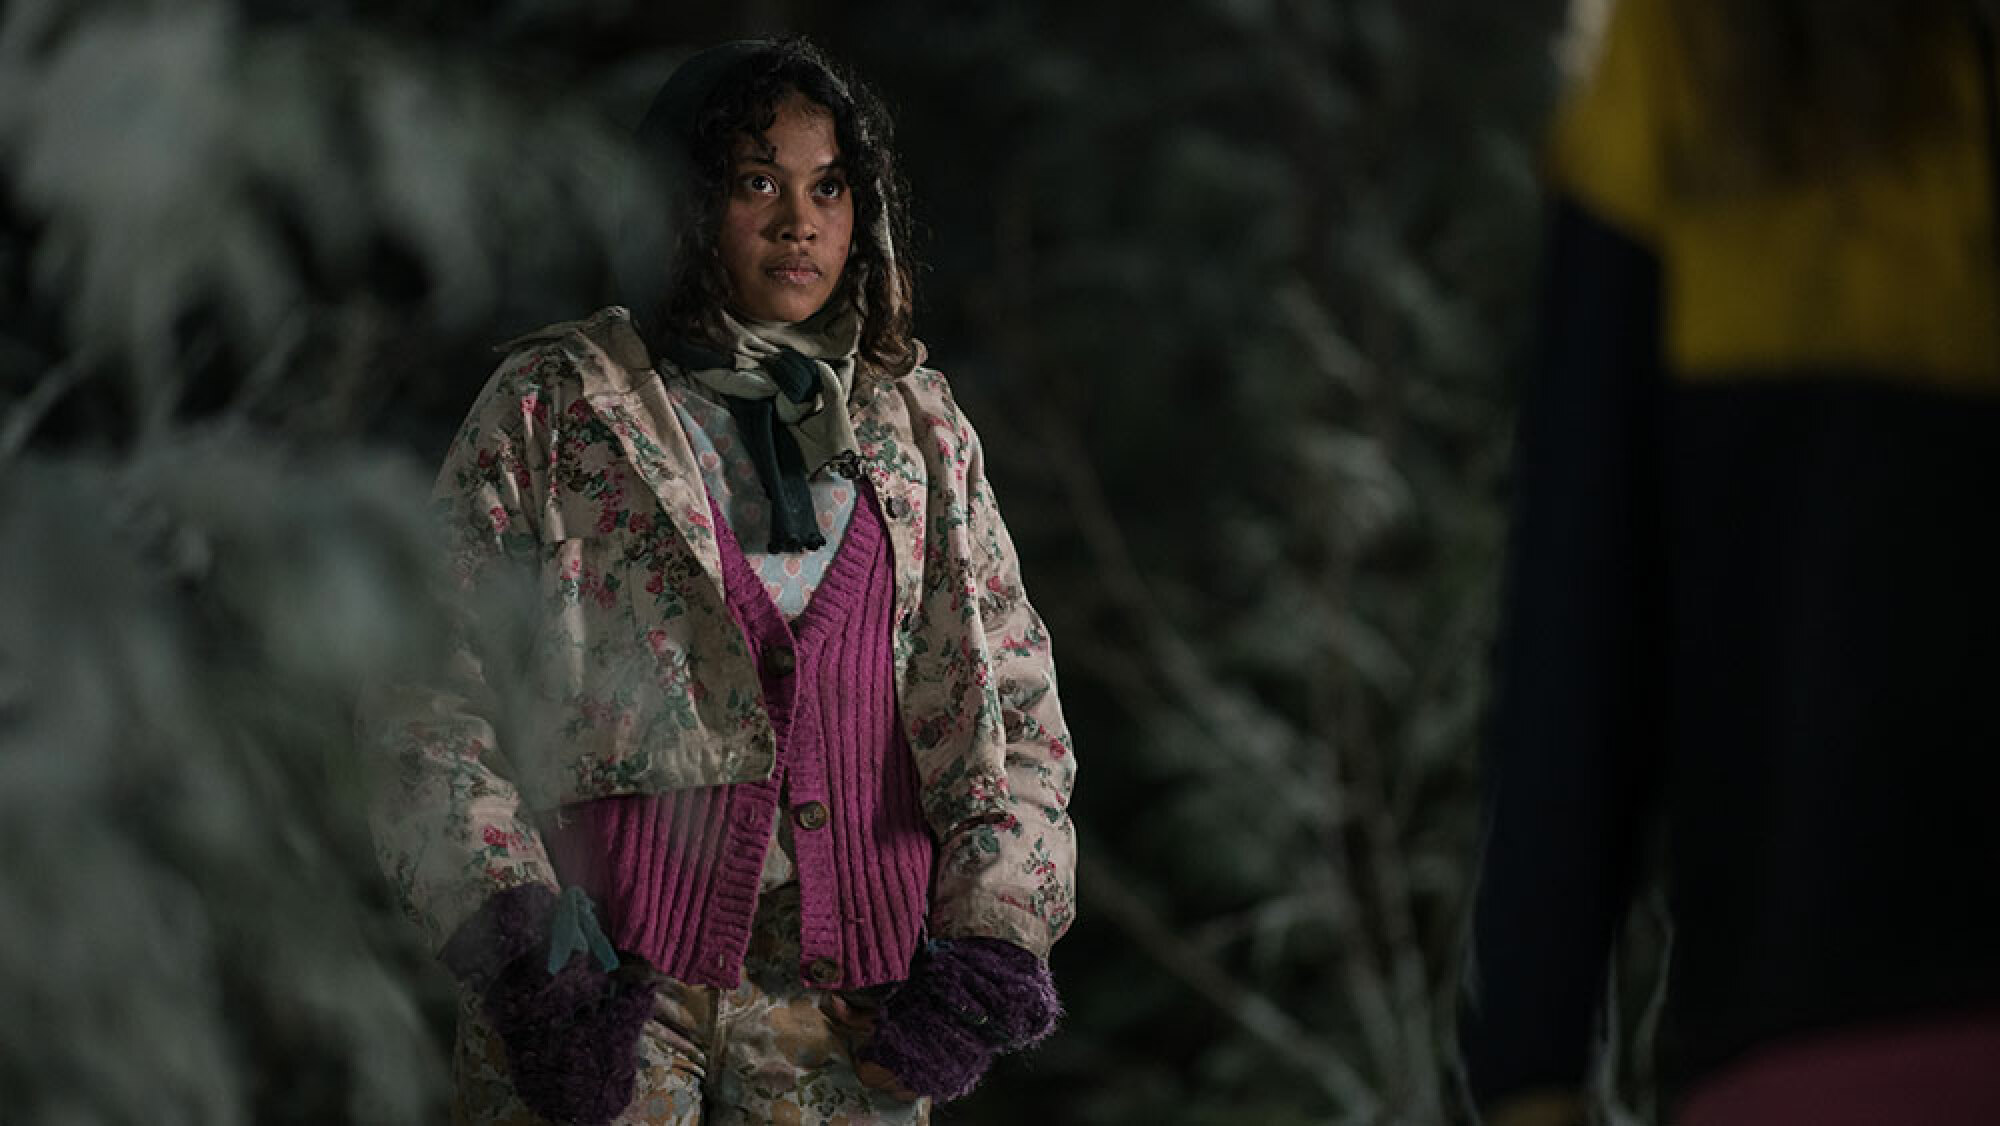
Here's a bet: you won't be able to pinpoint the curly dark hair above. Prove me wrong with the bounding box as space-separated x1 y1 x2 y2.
650 38 918 378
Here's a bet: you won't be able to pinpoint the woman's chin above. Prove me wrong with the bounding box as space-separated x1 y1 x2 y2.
737 293 837 327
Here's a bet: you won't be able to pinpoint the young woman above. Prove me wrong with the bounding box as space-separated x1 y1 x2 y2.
367 39 1076 1125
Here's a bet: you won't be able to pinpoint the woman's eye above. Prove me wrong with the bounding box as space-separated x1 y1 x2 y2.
814 179 847 200
743 173 776 194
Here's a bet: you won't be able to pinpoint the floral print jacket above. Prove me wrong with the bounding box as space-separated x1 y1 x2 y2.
366 307 1076 964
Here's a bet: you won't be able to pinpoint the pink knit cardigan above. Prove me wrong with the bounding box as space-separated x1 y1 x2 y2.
545 483 934 990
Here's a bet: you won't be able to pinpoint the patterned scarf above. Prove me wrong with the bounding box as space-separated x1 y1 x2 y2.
665 302 862 552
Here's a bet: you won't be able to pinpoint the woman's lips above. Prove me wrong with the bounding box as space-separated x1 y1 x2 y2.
766 262 822 285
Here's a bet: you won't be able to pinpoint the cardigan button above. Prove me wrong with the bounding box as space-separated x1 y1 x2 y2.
883 495 911 519
806 957 841 985
762 644 796 676
793 800 830 831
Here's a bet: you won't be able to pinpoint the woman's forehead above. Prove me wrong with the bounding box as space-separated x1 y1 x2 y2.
730 96 841 167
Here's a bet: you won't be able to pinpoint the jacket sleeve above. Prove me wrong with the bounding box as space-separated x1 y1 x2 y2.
1460 191 1668 1108
361 347 566 955
1460 0 1672 1104
924 393 1079 961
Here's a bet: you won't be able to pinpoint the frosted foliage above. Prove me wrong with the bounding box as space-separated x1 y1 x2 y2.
0 435 451 1125
0 0 671 428
0 1 701 1116
887 0 1572 1118
1296 426 1413 549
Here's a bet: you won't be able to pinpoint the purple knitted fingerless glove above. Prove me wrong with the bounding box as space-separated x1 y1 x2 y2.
441 884 656 1126
857 936 1061 1102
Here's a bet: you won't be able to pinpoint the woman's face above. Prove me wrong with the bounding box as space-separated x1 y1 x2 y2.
717 92 854 325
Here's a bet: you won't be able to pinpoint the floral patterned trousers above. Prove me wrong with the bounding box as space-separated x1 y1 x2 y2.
452 885 930 1125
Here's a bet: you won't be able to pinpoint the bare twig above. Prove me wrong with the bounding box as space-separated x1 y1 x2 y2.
1 359 86 467
1080 847 1384 1117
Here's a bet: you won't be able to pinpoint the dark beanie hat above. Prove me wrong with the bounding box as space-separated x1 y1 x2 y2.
635 40 775 160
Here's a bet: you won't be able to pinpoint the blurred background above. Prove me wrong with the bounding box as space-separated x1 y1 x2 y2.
0 0 1595 1121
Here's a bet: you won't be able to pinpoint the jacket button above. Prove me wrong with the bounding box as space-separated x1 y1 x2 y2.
762 644 796 676
793 800 829 830
807 957 841 985
883 495 911 519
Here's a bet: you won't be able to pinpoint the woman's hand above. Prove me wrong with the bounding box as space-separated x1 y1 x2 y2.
847 936 1062 1103
440 885 657 1126
482 949 657 1125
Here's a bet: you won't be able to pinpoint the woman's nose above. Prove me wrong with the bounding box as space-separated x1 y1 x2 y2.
770 191 818 243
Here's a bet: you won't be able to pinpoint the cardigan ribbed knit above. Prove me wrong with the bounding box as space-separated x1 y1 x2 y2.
545 481 933 990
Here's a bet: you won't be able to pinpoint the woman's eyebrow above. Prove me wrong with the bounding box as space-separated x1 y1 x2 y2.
732 155 843 172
